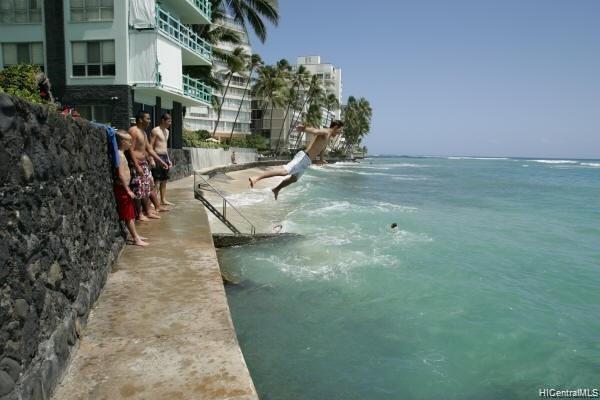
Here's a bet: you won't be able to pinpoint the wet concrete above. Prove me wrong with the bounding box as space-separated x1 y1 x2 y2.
52 177 258 400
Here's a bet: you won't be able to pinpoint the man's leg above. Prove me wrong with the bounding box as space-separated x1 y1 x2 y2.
249 166 289 187
134 199 149 221
126 219 149 246
149 190 168 212
160 180 173 205
142 197 160 219
271 175 297 200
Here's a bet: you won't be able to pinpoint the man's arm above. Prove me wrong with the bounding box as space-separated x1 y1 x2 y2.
116 167 135 198
128 128 144 175
146 135 169 169
296 124 329 136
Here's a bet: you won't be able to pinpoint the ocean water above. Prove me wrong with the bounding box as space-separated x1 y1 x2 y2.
218 157 600 400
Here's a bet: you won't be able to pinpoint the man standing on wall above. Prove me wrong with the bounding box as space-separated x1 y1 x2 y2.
129 111 169 220
150 113 174 206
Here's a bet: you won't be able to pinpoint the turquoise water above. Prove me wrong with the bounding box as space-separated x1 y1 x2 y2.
219 157 600 400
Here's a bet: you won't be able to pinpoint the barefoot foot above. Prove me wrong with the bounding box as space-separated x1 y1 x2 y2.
148 213 161 219
157 207 170 212
133 237 149 247
161 201 175 206
137 215 149 222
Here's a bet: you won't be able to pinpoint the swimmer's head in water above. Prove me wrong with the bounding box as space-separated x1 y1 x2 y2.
391 223 398 229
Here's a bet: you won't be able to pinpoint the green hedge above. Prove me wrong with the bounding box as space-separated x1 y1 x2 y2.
0 64 46 104
183 130 269 151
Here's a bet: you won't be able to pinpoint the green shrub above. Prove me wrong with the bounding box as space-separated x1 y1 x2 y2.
0 64 45 104
183 129 214 147
245 133 269 151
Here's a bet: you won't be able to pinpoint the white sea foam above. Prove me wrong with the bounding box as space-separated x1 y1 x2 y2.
447 157 510 160
528 159 578 164
581 163 600 168
373 201 419 213
392 176 429 181
385 163 431 168
326 164 392 171
390 229 433 244
225 189 271 207
301 200 418 217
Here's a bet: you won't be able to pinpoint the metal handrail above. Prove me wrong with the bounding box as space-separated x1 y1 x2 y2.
194 173 256 235
156 5 212 63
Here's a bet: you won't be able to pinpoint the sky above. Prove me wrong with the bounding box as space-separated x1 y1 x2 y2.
248 0 600 158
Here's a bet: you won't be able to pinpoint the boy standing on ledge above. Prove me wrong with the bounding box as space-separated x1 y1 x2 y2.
114 131 149 247
249 120 344 199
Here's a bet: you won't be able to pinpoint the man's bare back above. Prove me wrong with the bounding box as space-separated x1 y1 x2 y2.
151 126 169 155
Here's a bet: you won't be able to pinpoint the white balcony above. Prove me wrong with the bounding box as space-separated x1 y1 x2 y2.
160 0 211 24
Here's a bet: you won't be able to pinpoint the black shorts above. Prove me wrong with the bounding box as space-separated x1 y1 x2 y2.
152 154 171 181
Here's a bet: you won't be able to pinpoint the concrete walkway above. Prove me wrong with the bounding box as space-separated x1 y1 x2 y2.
52 177 258 400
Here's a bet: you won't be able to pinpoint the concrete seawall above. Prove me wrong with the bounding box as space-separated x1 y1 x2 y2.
52 177 258 399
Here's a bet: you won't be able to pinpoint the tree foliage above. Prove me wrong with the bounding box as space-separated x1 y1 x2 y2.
0 64 46 104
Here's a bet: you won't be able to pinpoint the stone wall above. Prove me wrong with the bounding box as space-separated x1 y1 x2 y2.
168 149 192 182
0 94 124 400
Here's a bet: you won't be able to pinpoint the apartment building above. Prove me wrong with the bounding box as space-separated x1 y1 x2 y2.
184 14 252 142
251 55 343 151
0 0 212 147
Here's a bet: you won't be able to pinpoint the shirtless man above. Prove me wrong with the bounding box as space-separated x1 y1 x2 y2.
249 120 344 199
128 111 169 220
114 130 149 246
150 113 173 206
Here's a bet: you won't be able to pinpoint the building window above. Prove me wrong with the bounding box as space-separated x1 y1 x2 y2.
0 0 42 23
72 41 115 77
76 105 111 123
2 42 44 71
70 0 113 22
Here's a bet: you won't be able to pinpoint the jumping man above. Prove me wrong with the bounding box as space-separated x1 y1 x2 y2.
249 120 344 199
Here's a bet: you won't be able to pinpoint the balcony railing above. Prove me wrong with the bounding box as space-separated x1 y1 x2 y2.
156 6 212 64
190 0 211 21
183 74 212 104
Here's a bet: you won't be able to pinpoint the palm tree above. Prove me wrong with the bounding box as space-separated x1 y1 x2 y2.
194 0 279 44
303 104 322 128
338 96 372 155
213 0 279 44
252 64 286 149
292 75 325 149
212 46 248 137
273 65 310 154
228 53 263 142
322 93 340 127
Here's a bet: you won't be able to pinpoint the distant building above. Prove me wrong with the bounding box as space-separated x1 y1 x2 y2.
185 15 252 142
251 55 343 152
294 55 342 120
0 0 213 147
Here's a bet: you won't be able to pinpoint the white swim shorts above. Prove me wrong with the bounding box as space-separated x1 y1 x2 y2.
284 151 311 178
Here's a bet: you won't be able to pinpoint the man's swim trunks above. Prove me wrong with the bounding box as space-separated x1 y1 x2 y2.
130 159 152 199
152 153 171 181
113 184 135 221
284 150 311 178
